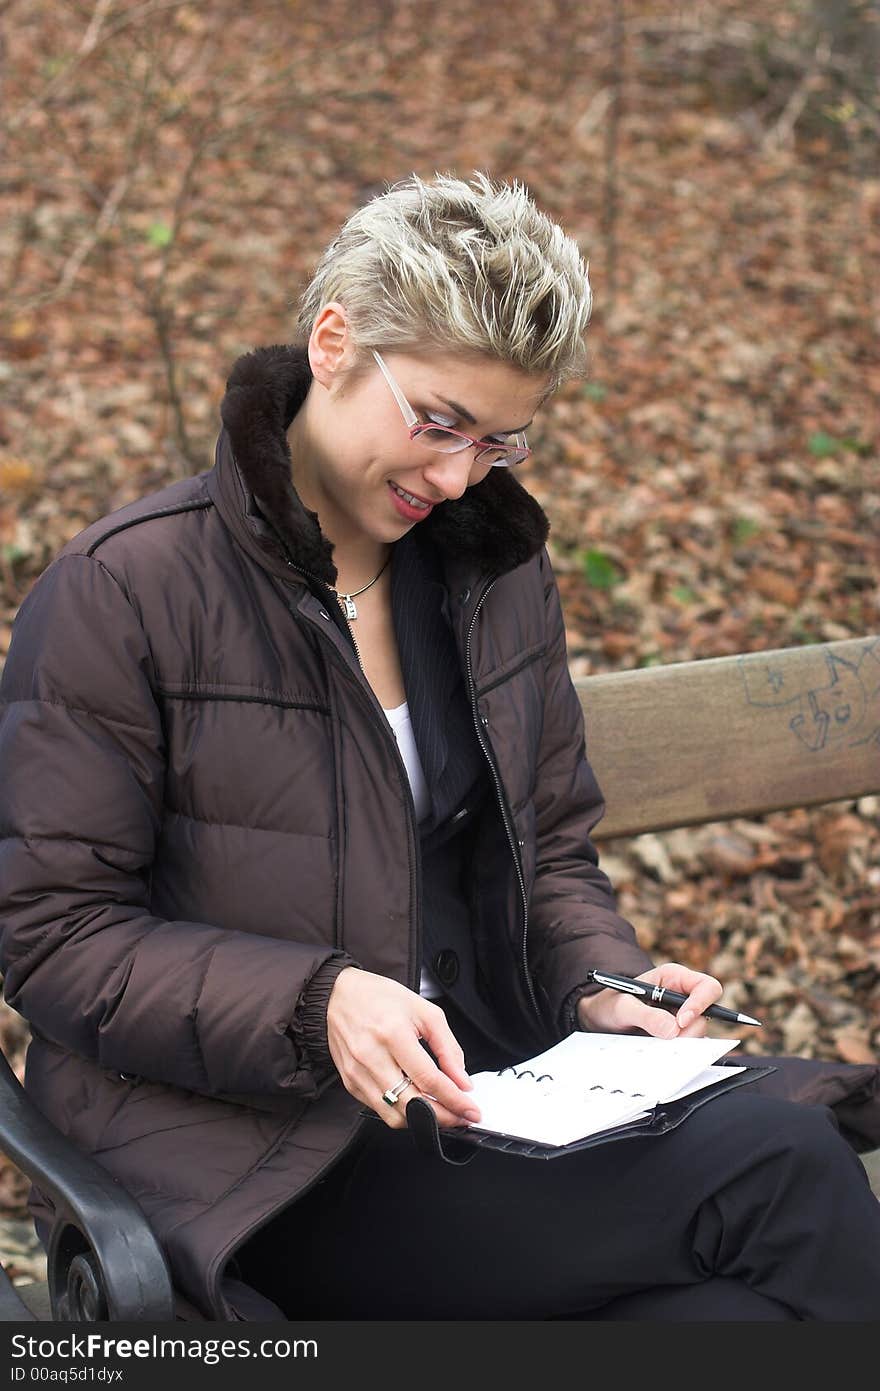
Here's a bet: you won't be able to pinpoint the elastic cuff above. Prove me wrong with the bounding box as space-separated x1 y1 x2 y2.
559 980 602 1036
296 955 360 1074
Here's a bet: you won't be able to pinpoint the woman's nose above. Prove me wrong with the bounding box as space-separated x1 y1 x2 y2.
420 450 480 500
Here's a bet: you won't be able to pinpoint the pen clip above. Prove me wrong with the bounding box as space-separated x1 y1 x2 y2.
591 971 645 996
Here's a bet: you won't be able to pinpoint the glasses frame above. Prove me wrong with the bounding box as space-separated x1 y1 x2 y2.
372 350 530 468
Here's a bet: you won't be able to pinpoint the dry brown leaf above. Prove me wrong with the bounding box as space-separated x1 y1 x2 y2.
831 1031 877 1066
700 831 758 878
600 631 637 660
816 814 869 877
747 567 802 608
0 458 40 498
0 1159 30 1215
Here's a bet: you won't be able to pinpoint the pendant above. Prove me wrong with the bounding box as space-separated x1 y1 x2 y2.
339 595 358 621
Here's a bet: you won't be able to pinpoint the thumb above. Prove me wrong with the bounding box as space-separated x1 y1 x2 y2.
632 1004 679 1040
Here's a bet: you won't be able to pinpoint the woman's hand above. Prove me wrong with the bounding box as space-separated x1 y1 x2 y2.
325 967 481 1130
576 962 724 1039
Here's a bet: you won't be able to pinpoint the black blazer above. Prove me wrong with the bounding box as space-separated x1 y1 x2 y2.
391 531 521 1058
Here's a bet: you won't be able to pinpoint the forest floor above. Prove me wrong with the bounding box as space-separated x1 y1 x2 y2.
0 0 878 1280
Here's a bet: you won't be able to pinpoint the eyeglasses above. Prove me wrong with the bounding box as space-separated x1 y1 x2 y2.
372 350 531 468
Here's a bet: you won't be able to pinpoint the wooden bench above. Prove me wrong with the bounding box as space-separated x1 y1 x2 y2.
1 632 878 1320
579 633 880 841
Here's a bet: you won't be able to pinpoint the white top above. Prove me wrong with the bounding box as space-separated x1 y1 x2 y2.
382 701 444 1000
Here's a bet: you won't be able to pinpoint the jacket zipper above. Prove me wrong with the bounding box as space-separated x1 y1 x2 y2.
464 578 543 1029
284 558 366 668
210 568 423 1318
283 558 421 992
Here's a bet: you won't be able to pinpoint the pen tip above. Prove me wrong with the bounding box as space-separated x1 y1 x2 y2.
739 1014 762 1027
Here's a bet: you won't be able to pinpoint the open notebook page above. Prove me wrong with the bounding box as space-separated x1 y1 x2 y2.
466 1033 741 1148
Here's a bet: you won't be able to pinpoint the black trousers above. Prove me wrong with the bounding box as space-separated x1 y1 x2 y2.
236 1003 880 1321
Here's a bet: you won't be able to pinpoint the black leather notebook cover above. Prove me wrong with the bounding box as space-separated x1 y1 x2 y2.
401 1061 778 1164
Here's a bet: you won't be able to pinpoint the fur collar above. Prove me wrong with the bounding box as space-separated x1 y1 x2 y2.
219 344 549 586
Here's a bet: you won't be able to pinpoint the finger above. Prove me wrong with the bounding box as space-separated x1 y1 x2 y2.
639 966 723 1032
371 1073 429 1130
641 962 716 989
345 1025 476 1127
627 1002 680 1040
416 1010 472 1090
397 1043 481 1123
381 1082 475 1133
403 1086 478 1131
379 1079 419 1130
673 979 723 1031
675 1013 710 1038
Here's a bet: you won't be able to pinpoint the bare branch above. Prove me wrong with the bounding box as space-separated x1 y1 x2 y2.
763 34 833 152
630 13 878 88
7 0 192 131
144 287 198 470
13 25 159 310
78 0 116 56
0 210 36 301
602 0 624 319
52 171 131 302
575 86 613 139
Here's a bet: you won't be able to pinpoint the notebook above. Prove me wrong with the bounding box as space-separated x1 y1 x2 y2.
462 1032 746 1148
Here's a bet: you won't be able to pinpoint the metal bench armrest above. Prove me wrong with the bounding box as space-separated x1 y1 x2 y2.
0 1049 174 1321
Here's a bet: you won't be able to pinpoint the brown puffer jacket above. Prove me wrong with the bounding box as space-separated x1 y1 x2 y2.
0 345 657 1318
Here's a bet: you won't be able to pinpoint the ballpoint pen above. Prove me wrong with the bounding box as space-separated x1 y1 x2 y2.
587 970 763 1027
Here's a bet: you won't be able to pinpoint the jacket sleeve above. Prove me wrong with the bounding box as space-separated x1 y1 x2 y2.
526 549 655 1035
0 552 352 1099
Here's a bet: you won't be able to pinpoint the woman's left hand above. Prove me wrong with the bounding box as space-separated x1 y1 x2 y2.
576 962 724 1039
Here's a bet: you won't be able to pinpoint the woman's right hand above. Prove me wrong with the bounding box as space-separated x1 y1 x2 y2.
325 967 481 1130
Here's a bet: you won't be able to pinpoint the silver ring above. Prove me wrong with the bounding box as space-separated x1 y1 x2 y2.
382 1074 412 1107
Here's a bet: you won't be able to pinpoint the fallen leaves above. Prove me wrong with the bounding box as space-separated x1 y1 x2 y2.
0 0 878 1228
608 795 880 1066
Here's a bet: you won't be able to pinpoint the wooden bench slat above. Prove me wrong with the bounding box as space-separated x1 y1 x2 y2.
576 635 880 840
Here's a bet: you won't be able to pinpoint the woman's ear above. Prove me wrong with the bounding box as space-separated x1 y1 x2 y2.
308 302 354 387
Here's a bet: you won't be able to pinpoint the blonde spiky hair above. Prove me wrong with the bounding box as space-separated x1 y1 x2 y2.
295 172 592 391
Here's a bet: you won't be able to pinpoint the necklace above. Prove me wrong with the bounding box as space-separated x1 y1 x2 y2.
333 552 391 621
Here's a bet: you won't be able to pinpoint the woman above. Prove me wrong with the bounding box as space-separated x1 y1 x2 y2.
1 173 879 1322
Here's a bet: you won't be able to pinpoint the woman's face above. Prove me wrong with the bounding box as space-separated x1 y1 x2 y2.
290 345 550 551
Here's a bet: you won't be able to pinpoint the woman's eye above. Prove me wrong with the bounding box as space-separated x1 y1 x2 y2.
425 411 457 428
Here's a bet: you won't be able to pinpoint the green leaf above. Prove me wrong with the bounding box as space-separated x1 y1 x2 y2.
581 549 621 590
581 382 607 402
147 221 173 248
840 436 872 456
670 585 696 604
807 431 841 457
732 517 761 544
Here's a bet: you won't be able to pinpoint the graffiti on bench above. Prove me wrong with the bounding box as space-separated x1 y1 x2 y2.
738 637 880 753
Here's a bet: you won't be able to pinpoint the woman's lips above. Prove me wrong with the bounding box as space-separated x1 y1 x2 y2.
388 480 435 522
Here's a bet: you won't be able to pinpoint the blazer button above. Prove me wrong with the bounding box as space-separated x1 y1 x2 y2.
433 949 460 988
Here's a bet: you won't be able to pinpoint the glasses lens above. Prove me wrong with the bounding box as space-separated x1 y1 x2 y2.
412 424 529 466
476 445 511 466
478 442 530 468
413 424 471 453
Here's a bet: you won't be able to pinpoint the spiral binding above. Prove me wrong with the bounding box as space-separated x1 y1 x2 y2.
497 1065 647 1100
498 1067 554 1083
